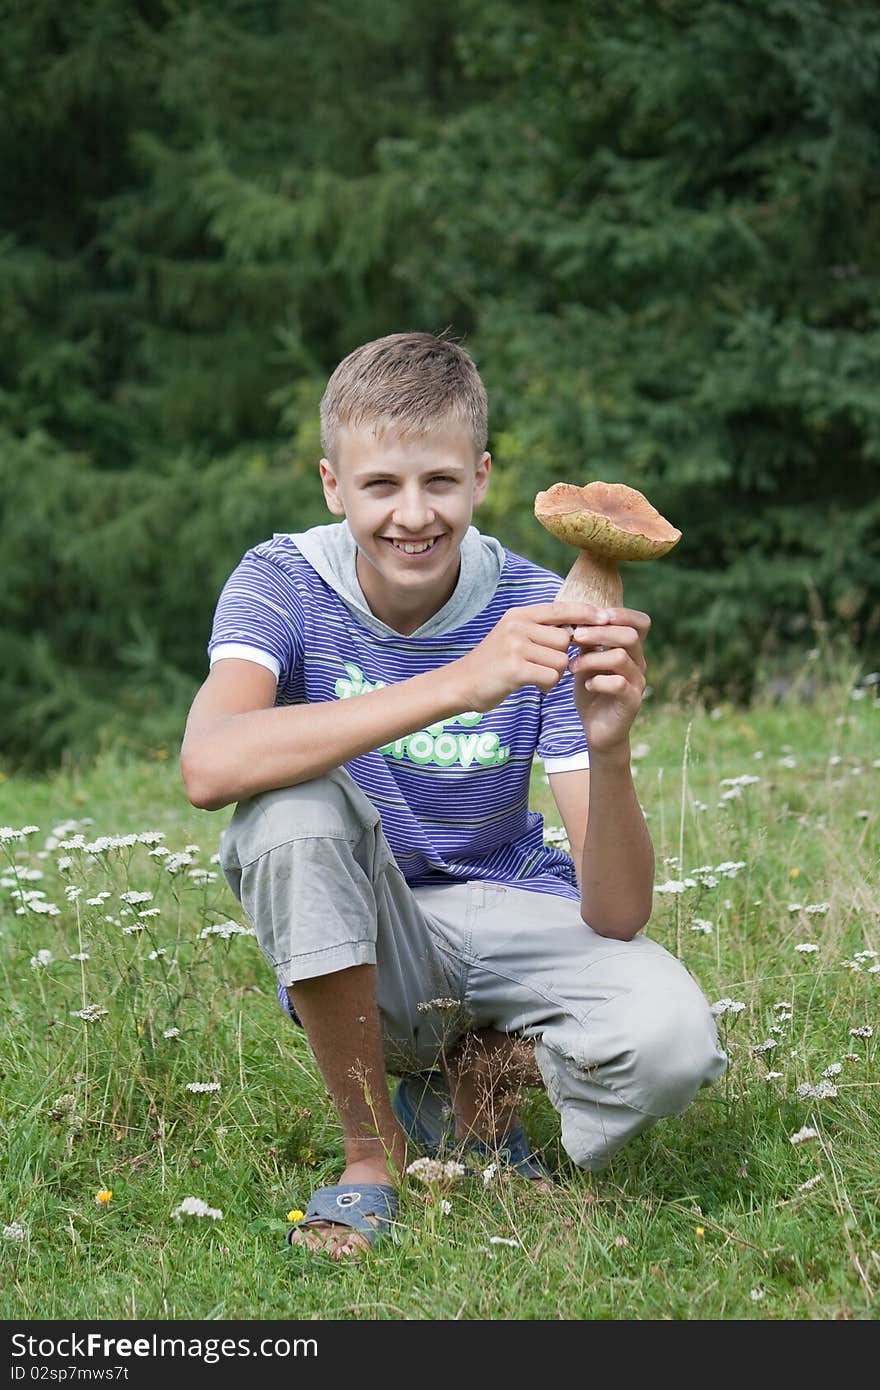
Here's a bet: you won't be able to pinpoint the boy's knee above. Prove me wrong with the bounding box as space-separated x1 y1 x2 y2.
607 986 728 1117
222 767 381 868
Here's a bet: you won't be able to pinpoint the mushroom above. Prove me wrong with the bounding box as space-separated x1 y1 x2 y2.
534 480 681 609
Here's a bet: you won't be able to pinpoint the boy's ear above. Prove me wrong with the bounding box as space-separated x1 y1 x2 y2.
473 452 491 506
319 458 346 516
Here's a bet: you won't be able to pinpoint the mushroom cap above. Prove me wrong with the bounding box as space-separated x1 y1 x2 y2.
534 481 681 560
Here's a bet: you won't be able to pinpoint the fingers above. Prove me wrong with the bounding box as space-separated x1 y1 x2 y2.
569 645 646 694
529 601 651 637
569 624 646 674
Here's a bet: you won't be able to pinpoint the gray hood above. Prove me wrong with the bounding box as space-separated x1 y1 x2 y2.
290 520 506 638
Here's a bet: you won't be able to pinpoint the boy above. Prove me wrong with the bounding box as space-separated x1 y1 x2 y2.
180 332 727 1259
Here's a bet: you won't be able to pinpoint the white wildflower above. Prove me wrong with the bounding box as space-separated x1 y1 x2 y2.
64 884 81 900
488 1236 519 1247
711 998 746 1017
415 997 459 1014
137 908 161 919
148 949 167 960
764 1072 784 1080
3 1222 26 1242
137 831 165 845
30 949 53 968
796 1080 838 1100
788 903 804 913
69 1005 108 1022
843 1054 861 1063
165 853 195 874
774 1001 793 1012
804 902 830 916
68 952 89 962
149 846 170 858
821 1063 842 1077
854 951 878 961
439 1199 452 1216
751 1039 777 1054
119 890 153 905
720 775 760 788
849 1025 873 1039
197 921 256 940
481 1163 498 1186
789 1126 819 1145
749 1288 766 1302
798 1174 823 1192
841 959 862 972
86 893 111 905
163 1027 181 1039
690 918 714 934
406 1157 467 1186
655 878 696 894
186 1082 220 1093
778 756 797 768
794 943 819 953
121 925 144 935
171 1197 223 1221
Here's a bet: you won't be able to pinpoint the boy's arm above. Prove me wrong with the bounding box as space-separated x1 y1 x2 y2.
549 762 654 939
553 606 655 940
180 600 604 811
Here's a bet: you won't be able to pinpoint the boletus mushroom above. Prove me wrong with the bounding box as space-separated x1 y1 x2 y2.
534 480 682 609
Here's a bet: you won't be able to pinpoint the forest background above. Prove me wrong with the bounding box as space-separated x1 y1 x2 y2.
3 0 879 773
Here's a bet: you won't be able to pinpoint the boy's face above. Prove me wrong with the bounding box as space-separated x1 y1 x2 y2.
319 421 491 633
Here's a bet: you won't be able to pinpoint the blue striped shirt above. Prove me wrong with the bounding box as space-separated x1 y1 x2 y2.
208 529 589 901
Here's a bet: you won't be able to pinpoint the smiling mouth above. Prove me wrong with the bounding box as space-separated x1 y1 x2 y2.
382 536 442 555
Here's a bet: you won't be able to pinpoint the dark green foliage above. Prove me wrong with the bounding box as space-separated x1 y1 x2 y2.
2 1 879 767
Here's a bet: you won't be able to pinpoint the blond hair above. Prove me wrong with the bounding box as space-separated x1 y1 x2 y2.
320 331 488 464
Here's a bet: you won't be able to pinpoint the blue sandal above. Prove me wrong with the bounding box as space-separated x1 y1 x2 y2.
393 1071 552 1182
286 1182 398 1250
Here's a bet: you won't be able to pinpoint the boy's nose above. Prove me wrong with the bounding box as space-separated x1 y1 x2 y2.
392 495 436 531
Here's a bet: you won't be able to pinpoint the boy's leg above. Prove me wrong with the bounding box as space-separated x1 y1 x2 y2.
425 882 728 1171
219 768 471 1256
284 964 406 1257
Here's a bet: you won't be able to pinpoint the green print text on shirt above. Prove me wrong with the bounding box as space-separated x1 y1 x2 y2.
334 662 511 768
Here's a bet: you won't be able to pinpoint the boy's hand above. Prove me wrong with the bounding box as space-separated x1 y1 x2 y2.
567 606 650 756
451 603 612 714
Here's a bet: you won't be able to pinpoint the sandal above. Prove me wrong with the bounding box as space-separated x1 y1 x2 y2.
286 1182 398 1251
393 1071 552 1182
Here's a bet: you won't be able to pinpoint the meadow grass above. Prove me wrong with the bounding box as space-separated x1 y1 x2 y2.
1 658 877 1321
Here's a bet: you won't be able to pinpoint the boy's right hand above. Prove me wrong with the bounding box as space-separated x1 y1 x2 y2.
451 603 597 713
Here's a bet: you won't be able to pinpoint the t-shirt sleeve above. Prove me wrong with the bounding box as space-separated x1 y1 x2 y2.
207 549 303 684
536 664 590 773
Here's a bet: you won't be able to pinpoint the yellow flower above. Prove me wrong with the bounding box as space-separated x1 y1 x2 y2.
287 1209 305 1223
790 867 800 878
695 1226 705 1237
136 1024 144 1035
95 1189 113 1206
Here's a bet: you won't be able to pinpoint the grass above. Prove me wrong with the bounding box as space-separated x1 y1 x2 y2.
0 657 878 1320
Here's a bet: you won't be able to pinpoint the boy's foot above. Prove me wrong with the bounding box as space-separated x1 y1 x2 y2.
393 1071 553 1186
287 1158 398 1259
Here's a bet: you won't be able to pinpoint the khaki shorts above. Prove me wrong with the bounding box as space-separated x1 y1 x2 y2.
220 767 727 1169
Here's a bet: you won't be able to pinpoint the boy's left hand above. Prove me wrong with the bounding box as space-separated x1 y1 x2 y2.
567 606 650 756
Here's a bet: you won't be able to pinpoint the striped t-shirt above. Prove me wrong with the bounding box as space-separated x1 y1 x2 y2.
208 525 589 901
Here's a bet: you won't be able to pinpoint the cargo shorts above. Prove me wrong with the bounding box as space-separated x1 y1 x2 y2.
219 767 728 1170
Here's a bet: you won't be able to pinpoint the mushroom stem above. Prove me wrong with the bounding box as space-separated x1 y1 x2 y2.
557 550 623 610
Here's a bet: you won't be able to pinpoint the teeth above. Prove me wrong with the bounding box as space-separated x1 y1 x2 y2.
391 538 436 554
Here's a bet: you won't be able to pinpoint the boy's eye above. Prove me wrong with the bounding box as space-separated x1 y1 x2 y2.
365 476 456 488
